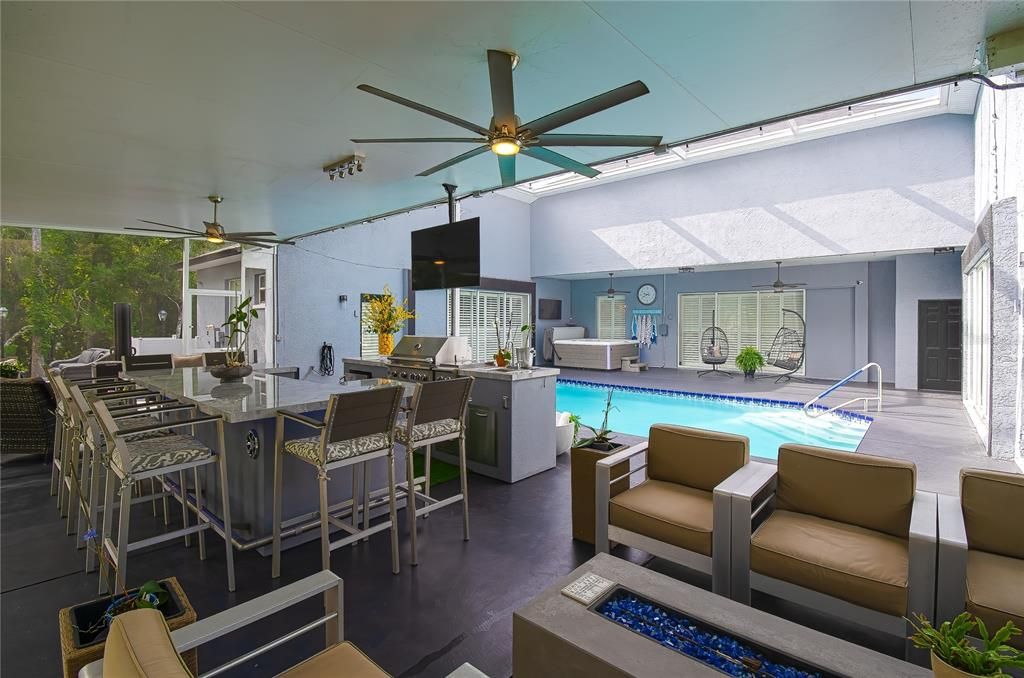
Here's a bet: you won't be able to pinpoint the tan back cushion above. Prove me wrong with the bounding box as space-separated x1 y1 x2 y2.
171 354 204 368
103 608 193 677
961 468 1024 559
646 424 749 491
776 444 916 539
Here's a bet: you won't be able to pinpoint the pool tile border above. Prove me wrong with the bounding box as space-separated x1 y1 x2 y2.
556 378 874 424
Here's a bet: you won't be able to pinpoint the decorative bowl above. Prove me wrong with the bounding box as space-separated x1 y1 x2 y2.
209 363 253 383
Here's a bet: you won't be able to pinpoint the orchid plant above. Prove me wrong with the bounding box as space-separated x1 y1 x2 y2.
222 296 258 367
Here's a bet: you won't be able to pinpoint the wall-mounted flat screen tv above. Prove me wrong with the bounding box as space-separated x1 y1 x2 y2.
411 217 481 291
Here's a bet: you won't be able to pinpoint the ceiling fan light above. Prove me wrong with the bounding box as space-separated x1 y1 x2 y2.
491 137 520 156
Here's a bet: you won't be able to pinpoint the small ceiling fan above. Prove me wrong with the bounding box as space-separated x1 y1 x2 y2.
603 272 631 298
352 50 663 188
128 196 294 247
753 261 806 293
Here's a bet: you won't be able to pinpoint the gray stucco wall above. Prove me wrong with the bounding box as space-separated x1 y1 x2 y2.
894 252 963 390
530 115 974 277
867 260 897 381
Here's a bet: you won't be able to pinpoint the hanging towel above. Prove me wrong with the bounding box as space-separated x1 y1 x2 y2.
632 313 658 348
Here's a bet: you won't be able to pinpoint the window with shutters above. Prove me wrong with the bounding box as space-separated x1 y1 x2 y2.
677 290 804 373
450 289 531 362
360 295 379 359
596 295 628 339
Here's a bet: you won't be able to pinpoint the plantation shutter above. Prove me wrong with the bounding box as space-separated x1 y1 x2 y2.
596 295 627 339
360 297 379 359
678 293 715 368
452 289 531 362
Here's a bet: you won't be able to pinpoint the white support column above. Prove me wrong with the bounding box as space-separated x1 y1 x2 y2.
181 239 192 354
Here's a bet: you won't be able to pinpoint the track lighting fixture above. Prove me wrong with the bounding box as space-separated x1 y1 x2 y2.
323 154 366 183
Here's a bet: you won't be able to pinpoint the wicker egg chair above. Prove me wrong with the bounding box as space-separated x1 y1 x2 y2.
698 320 732 378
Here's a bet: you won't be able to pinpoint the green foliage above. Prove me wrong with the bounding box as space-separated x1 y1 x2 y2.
0 359 26 378
1 226 191 370
735 346 765 374
573 390 618 449
134 580 169 610
908 612 1024 676
222 296 258 366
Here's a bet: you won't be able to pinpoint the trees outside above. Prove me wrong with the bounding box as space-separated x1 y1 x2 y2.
0 227 215 376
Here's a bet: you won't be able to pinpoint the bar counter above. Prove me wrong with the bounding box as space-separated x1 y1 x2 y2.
130 367 415 554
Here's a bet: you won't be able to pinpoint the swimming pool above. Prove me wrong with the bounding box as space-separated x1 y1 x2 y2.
556 380 870 460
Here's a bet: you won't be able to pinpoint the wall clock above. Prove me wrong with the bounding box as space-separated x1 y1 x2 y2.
637 284 657 306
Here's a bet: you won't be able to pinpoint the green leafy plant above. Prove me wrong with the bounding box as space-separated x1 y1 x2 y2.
519 323 536 348
222 296 258 367
573 390 618 450
735 346 765 375
908 612 1024 676
0 359 26 378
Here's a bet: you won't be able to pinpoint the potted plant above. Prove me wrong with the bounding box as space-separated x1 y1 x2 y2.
365 285 415 357
908 612 1024 677
569 390 628 544
735 346 765 379
211 296 258 382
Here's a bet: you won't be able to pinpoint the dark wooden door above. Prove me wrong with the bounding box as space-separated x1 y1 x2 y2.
918 300 962 391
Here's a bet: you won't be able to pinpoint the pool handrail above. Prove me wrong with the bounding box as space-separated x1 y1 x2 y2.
803 362 882 418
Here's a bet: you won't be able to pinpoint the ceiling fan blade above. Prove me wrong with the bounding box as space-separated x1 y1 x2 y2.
533 133 663 147
126 226 202 236
356 84 490 137
751 284 777 288
227 231 277 237
783 283 807 287
487 50 516 132
521 146 599 178
351 137 485 144
498 154 516 187
416 146 490 177
520 80 650 136
137 219 199 234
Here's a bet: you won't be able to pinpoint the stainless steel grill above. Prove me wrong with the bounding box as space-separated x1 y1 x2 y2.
385 336 470 382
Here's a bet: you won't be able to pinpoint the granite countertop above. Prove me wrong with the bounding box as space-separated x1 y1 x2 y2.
342 357 559 382
129 367 415 423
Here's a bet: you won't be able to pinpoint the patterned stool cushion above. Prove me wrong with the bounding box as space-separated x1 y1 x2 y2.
395 418 461 445
284 433 392 465
118 415 175 442
114 434 213 474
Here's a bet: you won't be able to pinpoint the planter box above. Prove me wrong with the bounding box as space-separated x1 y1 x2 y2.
570 442 629 544
59 577 197 678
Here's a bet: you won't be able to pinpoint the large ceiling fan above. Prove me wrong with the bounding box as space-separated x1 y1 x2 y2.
128 196 294 247
603 272 632 298
352 50 663 188
753 261 806 293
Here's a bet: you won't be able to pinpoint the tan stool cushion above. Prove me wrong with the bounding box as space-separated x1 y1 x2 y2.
646 424 748 491
776 444 916 539
965 549 1024 649
395 418 461 445
609 480 713 556
171 354 204 369
103 608 193 677
284 433 391 465
281 641 390 677
116 434 213 474
961 468 1024 560
751 509 909 616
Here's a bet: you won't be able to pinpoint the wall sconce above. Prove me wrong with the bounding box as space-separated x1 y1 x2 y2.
324 154 366 182
338 294 348 304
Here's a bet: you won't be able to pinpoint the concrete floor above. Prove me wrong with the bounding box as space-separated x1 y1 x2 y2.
557 366 1020 495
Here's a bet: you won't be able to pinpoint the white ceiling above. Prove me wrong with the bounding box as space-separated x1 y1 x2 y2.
2 1 1021 240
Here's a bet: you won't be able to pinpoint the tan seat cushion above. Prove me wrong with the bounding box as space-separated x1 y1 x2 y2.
282 641 390 677
103 608 193 677
961 468 1024 560
646 424 748 491
609 480 713 556
776 444 916 539
751 510 909 616
965 549 1024 650
171 354 204 369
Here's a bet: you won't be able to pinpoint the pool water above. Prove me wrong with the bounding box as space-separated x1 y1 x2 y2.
556 380 870 460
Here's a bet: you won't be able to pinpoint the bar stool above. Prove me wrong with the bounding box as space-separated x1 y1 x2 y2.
91 396 236 593
67 383 192 573
396 376 474 566
272 385 405 577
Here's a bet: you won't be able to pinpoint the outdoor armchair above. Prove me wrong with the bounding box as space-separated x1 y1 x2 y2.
50 348 112 378
726 444 937 661
595 424 750 595
936 468 1024 649
78 570 390 677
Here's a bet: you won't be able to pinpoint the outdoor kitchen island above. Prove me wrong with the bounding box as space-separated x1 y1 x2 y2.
343 355 560 483
128 367 417 555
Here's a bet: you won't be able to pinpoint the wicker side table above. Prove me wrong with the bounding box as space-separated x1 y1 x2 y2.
59 577 198 677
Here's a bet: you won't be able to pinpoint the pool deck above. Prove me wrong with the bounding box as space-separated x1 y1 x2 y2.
556 367 1019 495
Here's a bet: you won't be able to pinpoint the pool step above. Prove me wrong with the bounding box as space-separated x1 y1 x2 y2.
621 357 647 372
